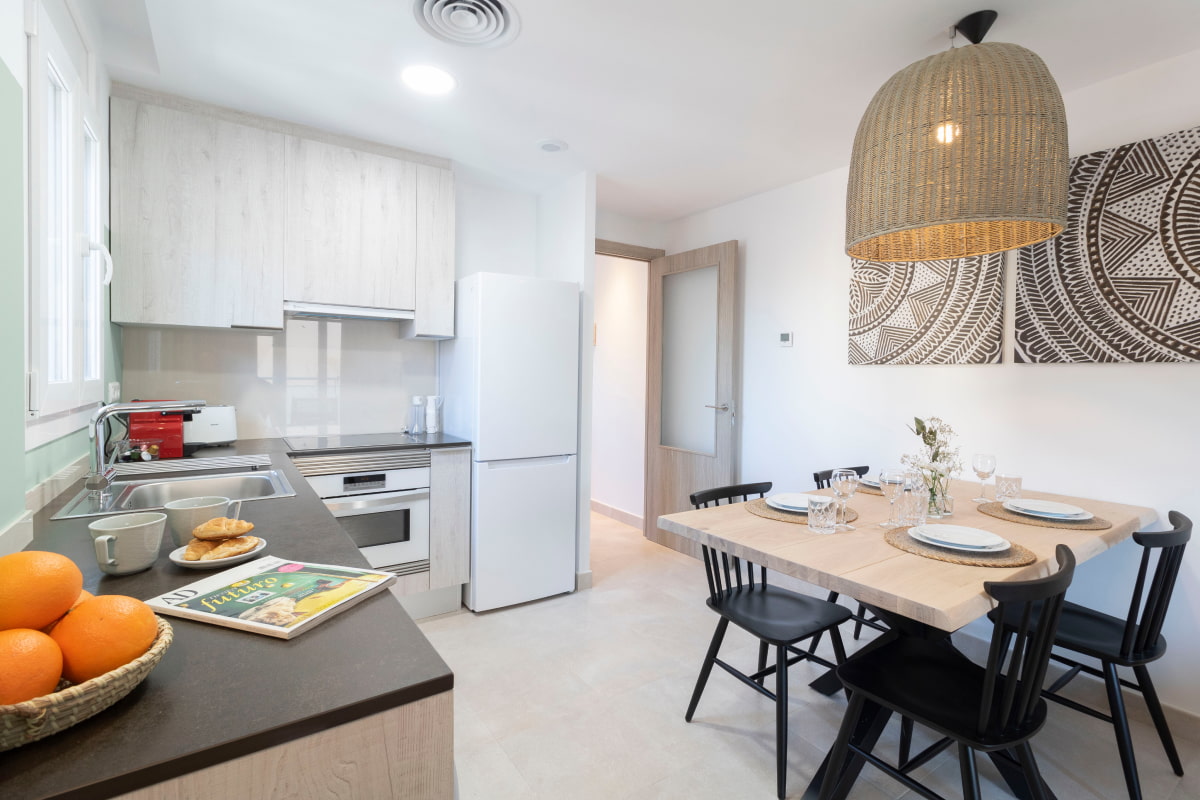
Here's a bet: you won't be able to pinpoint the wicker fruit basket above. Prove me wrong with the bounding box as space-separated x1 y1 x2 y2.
0 617 173 751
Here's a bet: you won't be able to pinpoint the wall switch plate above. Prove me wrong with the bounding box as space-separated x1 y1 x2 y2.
779 332 793 347
107 382 121 403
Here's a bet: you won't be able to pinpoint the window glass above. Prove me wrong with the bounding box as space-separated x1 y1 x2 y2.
45 61 70 384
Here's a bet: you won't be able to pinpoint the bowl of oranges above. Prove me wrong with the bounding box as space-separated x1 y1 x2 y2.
0 551 172 751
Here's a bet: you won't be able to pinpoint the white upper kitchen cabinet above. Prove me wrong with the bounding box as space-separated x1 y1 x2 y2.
110 93 285 329
406 164 455 339
283 137 417 311
109 85 456 336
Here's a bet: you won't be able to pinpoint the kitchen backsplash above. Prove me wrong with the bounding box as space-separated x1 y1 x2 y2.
121 319 437 438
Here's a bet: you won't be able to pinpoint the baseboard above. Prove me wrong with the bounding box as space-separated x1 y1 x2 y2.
575 570 593 591
951 629 1200 742
26 455 89 515
590 499 643 531
0 512 34 556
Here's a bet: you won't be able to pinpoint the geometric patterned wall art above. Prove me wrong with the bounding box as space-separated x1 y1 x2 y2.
1015 124 1200 363
849 253 1004 365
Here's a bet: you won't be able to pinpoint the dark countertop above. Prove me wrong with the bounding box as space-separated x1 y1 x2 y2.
283 431 472 457
1 438 455 800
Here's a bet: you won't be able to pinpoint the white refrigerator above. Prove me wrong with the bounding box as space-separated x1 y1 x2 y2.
440 273 580 612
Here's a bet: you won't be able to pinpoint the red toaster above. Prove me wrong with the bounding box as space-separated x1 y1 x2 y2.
127 400 186 459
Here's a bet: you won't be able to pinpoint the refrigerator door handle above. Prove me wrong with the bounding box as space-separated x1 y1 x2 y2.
482 455 574 469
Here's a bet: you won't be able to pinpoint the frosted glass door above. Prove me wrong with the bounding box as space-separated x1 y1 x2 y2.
644 240 736 557
660 265 718 453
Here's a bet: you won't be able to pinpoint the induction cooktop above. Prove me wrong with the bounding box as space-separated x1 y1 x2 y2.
284 432 423 453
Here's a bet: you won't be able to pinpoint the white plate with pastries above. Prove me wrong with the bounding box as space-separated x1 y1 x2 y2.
169 536 267 569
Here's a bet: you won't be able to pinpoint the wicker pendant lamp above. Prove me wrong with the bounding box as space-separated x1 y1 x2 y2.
845 10 1068 262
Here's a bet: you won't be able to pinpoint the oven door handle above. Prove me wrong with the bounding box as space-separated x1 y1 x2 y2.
324 489 429 516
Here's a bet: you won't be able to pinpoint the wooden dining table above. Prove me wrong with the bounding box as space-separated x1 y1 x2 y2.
658 478 1157 800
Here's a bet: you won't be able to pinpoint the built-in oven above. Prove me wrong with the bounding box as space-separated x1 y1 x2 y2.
291 450 431 576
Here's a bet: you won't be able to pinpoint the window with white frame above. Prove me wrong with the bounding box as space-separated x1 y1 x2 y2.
27 1 106 426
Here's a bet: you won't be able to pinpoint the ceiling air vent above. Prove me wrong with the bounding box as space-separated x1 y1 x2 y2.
413 0 521 48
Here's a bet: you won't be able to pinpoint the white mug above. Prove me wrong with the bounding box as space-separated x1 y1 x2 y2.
163 496 243 547
88 512 166 575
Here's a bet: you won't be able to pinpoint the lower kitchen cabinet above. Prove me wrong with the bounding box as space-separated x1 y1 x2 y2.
429 446 470 590
111 692 453 800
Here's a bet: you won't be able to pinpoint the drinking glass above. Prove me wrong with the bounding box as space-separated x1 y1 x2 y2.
995 473 1023 502
830 468 859 531
807 496 837 534
972 453 996 503
878 467 905 528
900 471 928 527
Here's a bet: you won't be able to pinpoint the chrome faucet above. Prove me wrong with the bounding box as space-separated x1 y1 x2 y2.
86 400 208 492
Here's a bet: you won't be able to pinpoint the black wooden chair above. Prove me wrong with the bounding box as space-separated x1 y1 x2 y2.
812 466 885 642
687 482 852 800
994 511 1191 800
820 545 1077 800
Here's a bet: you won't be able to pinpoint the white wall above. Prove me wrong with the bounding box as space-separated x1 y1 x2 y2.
596 209 670 251
0 2 25 86
665 47 1200 715
591 255 648 521
454 164 538 278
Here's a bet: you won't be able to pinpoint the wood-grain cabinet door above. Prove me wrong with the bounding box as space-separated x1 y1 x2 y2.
111 98 225 327
215 121 286 329
284 137 417 310
409 164 455 338
429 447 471 590
111 99 285 328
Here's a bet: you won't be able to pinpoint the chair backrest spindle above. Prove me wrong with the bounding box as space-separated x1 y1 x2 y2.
1120 512 1191 659
979 545 1075 737
690 482 774 603
813 466 869 490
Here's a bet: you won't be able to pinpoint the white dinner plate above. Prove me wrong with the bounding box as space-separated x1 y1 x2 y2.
1003 499 1093 521
909 524 1009 551
859 476 881 488
764 493 824 513
169 537 268 569
908 527 1011 553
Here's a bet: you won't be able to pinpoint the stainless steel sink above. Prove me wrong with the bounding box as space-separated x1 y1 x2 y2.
52 469 296 520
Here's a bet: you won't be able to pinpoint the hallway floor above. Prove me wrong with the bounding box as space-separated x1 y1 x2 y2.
419 513 1200 799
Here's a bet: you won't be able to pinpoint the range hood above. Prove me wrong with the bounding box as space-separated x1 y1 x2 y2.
282 301 416 321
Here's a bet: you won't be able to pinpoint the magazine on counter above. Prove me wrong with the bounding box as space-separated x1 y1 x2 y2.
145 557 397 639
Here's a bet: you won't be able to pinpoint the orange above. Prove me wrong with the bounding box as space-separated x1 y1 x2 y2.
0 551 84 631
42 589 95 634
0 628 63 704
50 595 158 684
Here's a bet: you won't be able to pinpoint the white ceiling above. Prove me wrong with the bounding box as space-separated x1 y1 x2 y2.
92 0 1200 222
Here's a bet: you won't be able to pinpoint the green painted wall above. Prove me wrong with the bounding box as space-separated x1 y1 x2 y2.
25 431 90 490
0 62 27 527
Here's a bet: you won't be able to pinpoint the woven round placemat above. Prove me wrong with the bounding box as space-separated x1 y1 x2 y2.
885 527 1036 568
856 485 884 496
977 502 1112 531
745 498 859 525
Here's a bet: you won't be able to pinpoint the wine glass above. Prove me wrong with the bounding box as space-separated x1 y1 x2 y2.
878 467 905 528
972 453 996 503
830 468 859 531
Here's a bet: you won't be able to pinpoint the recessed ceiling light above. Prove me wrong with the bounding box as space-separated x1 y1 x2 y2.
537 138 568 153
401 64 457 95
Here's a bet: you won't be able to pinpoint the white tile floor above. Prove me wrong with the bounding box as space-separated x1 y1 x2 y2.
419 513 1200 799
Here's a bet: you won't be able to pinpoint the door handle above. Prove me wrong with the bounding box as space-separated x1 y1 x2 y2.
704 404 729 411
